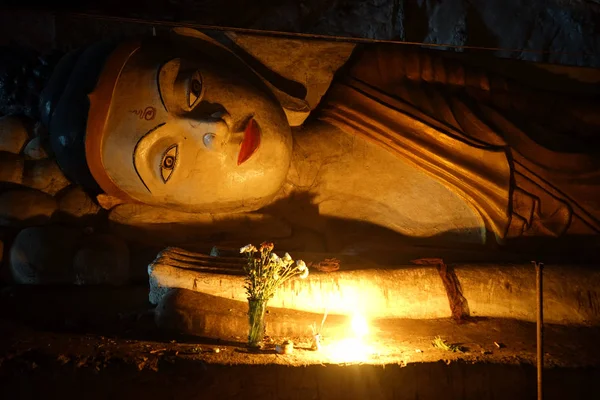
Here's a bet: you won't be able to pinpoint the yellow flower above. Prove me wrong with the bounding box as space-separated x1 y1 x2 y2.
240 244 257 254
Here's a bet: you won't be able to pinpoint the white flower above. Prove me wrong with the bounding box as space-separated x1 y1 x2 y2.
270 252 280 262
240 244 257 254
281 252 294 267
296 260 309 279
299 268 309 279
296 260 307 271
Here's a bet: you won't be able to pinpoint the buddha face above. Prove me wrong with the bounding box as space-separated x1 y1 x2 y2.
87 43 292 213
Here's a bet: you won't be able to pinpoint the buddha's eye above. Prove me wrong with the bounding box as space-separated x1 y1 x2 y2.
203 133 216 149
160 144 178 183
188 72 203 108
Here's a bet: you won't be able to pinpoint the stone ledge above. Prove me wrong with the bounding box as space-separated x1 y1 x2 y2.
149 259 600 325
155 288 349 340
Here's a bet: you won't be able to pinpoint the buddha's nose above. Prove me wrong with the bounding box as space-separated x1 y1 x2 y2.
209 109 232 129
181 113 231 147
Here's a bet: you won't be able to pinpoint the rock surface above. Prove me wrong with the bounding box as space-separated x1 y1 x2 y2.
22 158 70 195
0 115 29 154
0 155 70 195
73 234 130 285
9 226 81 284
0 151 24 184
57 185 101 226
9 226 131 285
22 137 48 160
2 1 597 67
246 0 600 67
0 189 57 228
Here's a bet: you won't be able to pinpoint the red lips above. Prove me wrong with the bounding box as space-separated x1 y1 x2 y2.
237 118 261 166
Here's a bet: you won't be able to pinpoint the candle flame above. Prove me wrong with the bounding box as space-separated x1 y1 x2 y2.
327 313 374 363
351 314 369 338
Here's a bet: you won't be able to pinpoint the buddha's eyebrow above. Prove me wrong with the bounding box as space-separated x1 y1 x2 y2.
156 64 169 112
133 122 166 193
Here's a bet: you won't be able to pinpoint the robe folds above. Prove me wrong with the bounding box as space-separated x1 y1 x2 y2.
319 45 600 240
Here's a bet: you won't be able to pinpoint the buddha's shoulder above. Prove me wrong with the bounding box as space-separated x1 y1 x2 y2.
345 44 466 86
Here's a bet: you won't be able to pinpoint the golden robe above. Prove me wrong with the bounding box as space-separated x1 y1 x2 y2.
319 45 600 240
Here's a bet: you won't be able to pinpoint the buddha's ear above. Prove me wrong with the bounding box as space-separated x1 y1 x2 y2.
279 102 311 127
170 27 311 127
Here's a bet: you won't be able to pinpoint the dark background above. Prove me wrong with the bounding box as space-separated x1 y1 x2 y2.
2 0 599 67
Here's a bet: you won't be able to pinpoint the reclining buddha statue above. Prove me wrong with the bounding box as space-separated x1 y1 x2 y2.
2 27 600 263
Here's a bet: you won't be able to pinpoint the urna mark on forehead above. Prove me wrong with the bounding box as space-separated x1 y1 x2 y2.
104 49 169 140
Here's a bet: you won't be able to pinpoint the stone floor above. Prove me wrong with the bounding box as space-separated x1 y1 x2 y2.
0 285 599 399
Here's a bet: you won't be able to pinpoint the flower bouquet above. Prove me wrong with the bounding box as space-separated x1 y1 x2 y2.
240 242 309 348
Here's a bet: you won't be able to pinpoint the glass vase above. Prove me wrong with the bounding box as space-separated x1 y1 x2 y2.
247 298 268 349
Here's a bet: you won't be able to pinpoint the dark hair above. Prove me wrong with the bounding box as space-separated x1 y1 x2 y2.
44 41 118 193
0 45 61 118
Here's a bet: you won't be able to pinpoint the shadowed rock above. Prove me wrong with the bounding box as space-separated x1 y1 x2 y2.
0 189 57 228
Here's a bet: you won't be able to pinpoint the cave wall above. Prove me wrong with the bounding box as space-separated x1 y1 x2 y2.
2 0 599 66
